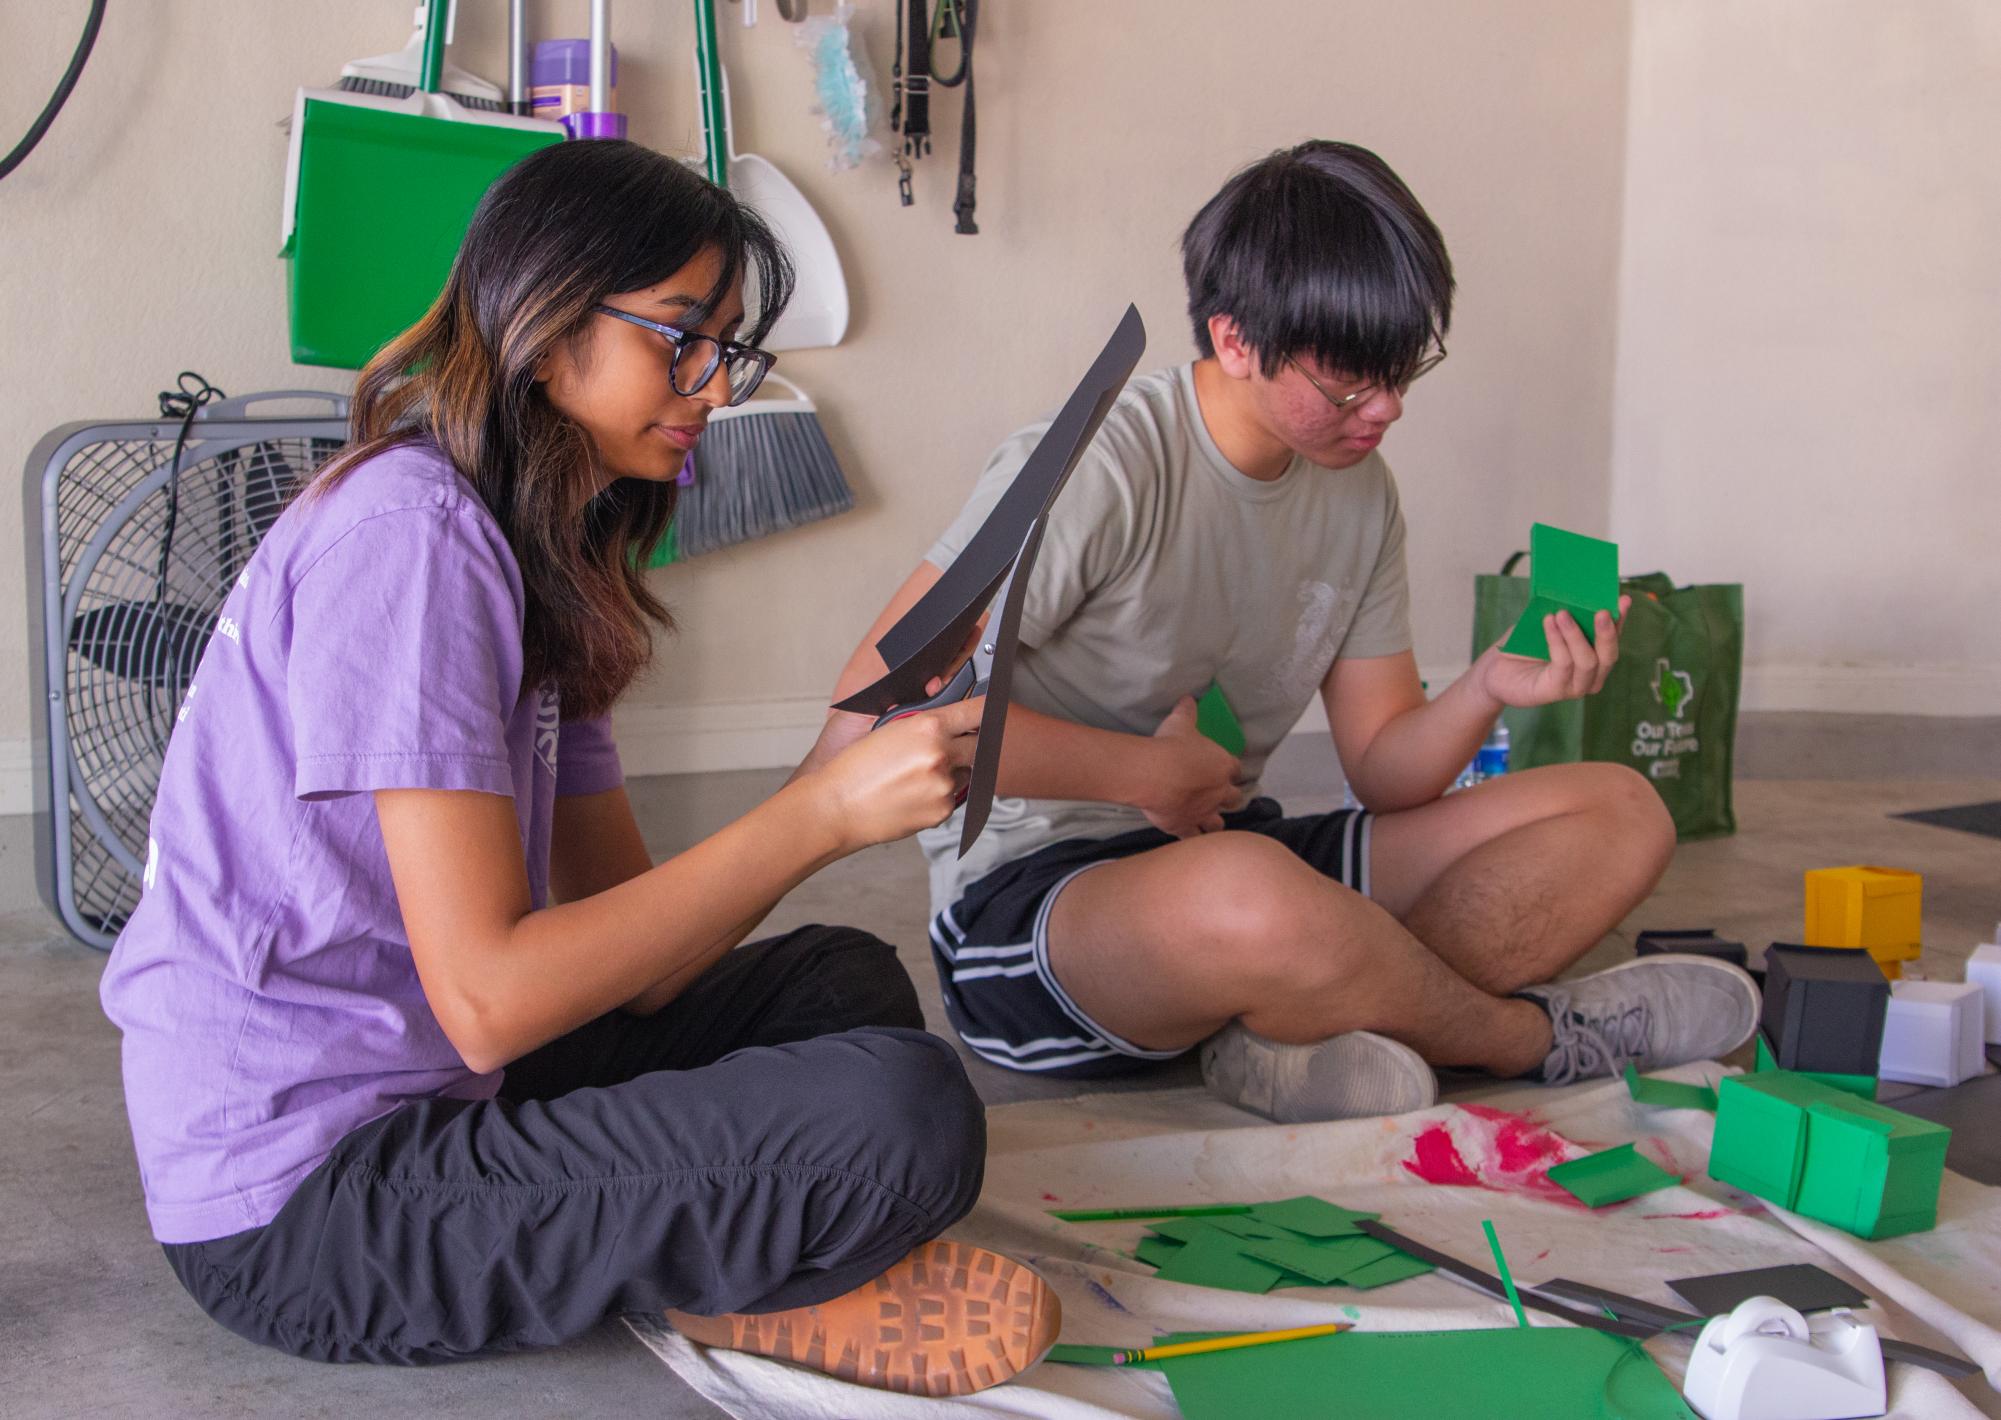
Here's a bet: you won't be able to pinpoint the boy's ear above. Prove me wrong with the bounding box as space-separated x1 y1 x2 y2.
1208 314 1258 380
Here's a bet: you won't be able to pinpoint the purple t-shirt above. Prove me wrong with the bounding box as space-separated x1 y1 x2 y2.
99 441 625 1244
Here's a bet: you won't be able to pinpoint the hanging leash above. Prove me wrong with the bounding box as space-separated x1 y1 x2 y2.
891 0 932 206
930 0 979 234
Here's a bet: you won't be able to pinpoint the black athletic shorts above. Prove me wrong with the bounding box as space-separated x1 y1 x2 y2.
928 797 1373 1079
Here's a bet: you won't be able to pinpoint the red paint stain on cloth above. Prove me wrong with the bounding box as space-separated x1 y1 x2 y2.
1638 1209 1735 1221
1401 1104 1586 1204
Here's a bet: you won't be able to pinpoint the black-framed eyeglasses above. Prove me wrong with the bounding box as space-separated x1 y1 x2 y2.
1290 346 1448 412
594 304 776 407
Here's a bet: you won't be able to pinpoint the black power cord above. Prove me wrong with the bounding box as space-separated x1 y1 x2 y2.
0 0 108 184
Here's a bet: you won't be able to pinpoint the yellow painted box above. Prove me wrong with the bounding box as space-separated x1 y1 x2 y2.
1805 867 1921 977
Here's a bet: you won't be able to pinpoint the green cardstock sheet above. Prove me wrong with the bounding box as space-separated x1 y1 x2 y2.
1160 1326 1698 1420
1501 523 1621 660
1624 1064 1719 1112
1545 1143 1681 1207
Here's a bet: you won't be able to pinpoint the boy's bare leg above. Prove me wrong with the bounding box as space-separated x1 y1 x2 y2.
1044 833 1552 1077
1369 762 1678 994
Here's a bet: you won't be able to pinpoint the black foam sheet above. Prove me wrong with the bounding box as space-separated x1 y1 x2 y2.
1892 800 2001 841
834 305 1146 718
1667 1263 1869 1317
956 518 1045 856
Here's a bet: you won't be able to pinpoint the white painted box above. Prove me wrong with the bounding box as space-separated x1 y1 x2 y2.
1967 941 2001 1045
1877 979 1986 1087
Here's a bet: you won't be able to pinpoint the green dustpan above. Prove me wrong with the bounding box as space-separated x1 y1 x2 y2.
281 0 563 369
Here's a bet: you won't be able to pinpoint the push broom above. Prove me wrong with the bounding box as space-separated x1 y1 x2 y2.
662 0 855 562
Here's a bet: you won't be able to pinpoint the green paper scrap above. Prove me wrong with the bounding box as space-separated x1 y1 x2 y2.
1151 1229 1289 1294
1195 681 1246 757
1500 523 1621 660
1337 1250 1438 1290
1625 1063 1720 1112
1753 1034 1877 1100
1246 1196 1381 1238
1546 1143 1681 1207
1134 1235 1184 1269
1481 1219 1529 1328
1160 1327 1698 1420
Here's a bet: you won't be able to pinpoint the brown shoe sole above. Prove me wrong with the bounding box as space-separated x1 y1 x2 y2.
666 1241 1061 1397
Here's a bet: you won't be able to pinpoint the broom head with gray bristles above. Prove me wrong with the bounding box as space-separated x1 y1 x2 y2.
675 375 855 558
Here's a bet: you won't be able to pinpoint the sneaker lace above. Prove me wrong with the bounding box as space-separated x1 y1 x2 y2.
1538 988 1652 1087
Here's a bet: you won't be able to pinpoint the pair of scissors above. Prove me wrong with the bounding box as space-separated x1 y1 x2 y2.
836 306 1145 855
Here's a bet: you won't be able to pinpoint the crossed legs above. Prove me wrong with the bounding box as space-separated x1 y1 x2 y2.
1044 763 1676 1077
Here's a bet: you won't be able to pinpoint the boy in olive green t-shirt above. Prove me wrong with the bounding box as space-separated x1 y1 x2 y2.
830 141 1757 1119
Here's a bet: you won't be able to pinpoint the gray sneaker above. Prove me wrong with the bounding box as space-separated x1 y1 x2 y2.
1520 954 1760 1086
1200 1022 1438 1123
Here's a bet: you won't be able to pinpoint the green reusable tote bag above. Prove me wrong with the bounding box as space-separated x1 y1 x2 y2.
1472 559 1744 840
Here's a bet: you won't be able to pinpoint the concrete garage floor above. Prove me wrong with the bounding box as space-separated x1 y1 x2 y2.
4 715 1998 1418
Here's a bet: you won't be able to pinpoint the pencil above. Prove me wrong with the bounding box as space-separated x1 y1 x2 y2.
1046 1204 1252 1222
1113 1323 1350 1365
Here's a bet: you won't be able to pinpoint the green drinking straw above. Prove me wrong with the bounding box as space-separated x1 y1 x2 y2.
1481 1218 1529 1329
1047 1204 1253 1223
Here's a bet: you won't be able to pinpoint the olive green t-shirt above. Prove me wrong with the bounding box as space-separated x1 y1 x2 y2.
918 362 1412 911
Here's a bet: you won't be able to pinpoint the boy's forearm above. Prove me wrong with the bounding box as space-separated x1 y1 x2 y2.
1348 663 1503 810
994 703 1157 807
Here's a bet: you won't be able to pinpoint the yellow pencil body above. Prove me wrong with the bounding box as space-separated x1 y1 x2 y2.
1114 1322 1350 1365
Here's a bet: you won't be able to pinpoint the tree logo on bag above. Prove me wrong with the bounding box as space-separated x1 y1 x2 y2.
1651 657 1695 722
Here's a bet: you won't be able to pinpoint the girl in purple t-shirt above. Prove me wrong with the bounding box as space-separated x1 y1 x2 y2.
99 140 1056 1393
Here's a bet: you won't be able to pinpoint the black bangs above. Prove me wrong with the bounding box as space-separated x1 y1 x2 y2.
1181 140 1454 386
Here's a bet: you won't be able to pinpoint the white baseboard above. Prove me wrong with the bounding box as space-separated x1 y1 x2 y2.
1739 664 2001 717
2 662 1991 817
610 694 832 778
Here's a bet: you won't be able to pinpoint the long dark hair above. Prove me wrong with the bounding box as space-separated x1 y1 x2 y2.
1182 140 1453 387
309 140 794 719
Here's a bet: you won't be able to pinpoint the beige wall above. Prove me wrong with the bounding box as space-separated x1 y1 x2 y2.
1611 0 2001 714
1 0 1632 801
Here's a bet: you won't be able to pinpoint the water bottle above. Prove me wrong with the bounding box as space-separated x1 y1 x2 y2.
1475 721 1511 782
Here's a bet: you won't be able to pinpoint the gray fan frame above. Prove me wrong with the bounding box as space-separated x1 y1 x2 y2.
24 391 350 950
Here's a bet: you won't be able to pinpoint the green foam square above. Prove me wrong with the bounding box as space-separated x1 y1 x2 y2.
1150 1230 1288 1293
1500 524 1620 660
1546 1143 1681 1207
1246 1196 1381 1238
1339 1250 1437 1290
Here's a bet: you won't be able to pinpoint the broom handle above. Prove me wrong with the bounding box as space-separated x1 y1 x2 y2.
419 0 449 95
694 0 728 186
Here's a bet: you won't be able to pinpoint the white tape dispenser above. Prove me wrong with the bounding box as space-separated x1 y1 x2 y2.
1683 1295 1887 1420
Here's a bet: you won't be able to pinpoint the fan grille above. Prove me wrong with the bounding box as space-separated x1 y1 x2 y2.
50 433 343 940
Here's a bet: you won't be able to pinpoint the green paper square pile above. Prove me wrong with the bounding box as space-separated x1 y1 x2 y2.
1135 1197 1435 1294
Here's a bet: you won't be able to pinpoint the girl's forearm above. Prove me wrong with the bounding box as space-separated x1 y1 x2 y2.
445 781 848 1070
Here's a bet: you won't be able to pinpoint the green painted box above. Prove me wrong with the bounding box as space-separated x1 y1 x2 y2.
1795 1097 1950 1239
1711 1072 1816 1205
1710 1070 1948 1239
